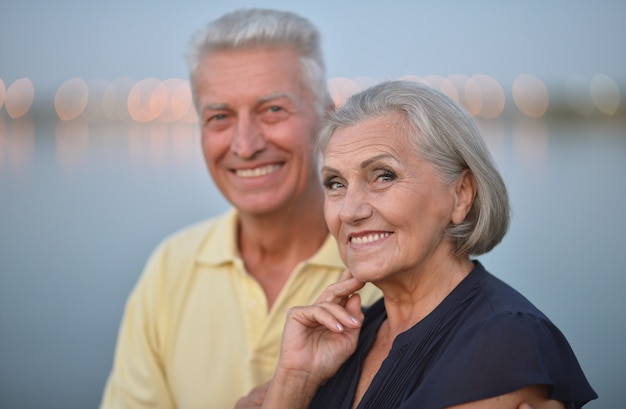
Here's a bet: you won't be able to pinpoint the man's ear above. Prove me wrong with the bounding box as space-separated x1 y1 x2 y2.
451 169 476 225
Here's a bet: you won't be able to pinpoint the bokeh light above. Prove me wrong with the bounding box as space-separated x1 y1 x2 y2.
419 74 444 88
446 74 470 106
128 78 167 122
0 74 621 129
464 78 484 117
82 79 112 122
179 102 199 124
512 74 549 118
55 78 89 121
467 74 505 119
590 74 621 115
157 79 194 123
439 78 460 102
5 78 35 119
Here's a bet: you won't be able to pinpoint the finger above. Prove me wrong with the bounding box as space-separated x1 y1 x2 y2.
316 272 366 304
292 302 362 332
339 268 354 280
234 382 270 408
345 293 364 322
249 382 269 400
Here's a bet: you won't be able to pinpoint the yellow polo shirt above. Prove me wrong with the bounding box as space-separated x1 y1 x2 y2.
100 209 381 409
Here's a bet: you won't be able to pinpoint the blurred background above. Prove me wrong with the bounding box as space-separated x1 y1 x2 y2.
1 1 625 408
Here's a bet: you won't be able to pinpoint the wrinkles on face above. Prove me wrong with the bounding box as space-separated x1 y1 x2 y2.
322 113 459 286
193 47 322 215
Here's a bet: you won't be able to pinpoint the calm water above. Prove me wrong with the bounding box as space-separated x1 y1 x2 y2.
1 113 625 408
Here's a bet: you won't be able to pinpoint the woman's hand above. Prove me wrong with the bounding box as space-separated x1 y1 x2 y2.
234 382 269 409
261 270 366 409
279 269 365 381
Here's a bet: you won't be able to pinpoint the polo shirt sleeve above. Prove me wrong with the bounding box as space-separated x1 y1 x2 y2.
410 311 597 409
99 244 176 409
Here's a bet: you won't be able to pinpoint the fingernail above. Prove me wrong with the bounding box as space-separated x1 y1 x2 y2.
336 323 344 331
351 317 360 324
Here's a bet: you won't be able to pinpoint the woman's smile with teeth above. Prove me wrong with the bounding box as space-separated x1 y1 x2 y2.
235 164 281 178
350 232 390 244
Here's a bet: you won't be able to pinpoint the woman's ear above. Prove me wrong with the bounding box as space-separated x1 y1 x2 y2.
451 169 476 225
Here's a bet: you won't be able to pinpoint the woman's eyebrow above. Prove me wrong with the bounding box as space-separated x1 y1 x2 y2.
360 153 398 169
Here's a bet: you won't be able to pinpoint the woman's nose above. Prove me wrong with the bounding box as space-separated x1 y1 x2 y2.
339 185 373 224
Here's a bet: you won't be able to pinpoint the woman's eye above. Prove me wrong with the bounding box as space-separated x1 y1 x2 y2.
323 179 344 190
378 170 397 182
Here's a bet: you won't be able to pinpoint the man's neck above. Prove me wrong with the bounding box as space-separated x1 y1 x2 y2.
237 198 329 309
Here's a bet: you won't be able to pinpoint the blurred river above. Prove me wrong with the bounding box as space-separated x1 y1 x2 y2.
1 112 625 408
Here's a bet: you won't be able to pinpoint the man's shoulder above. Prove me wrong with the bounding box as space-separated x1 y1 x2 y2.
158 211 231 251
144 211 234 272
136 212 234 288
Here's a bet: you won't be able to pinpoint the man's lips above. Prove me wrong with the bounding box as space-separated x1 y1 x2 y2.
233 164 281 178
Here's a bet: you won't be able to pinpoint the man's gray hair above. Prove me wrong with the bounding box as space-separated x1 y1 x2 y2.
187 8 332 116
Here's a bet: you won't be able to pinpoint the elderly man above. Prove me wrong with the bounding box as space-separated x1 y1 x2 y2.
100 8 380 409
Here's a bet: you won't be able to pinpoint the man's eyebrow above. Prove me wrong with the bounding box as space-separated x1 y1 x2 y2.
200 93 292 112
201 102 228 112
258 92 291 104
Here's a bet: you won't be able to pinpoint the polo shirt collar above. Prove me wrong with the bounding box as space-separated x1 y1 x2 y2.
197 208 239 266
196 208 345 270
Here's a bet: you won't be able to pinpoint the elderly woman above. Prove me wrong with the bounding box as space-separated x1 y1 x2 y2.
260 81 596 409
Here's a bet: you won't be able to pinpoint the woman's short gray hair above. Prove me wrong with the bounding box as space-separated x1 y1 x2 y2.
186 8 331 116
318 80 510 257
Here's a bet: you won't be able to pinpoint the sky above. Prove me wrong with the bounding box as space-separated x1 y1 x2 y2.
1 0 625 96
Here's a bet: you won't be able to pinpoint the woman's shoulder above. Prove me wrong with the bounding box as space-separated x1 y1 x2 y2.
467 262 550 321
411 262 597 408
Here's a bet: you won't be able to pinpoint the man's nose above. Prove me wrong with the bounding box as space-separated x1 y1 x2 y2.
230 116 266 158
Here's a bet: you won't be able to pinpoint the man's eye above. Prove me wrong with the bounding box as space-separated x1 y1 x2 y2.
204 114 223 125
268 106 283 113
203 113 232 131
209 113 227 121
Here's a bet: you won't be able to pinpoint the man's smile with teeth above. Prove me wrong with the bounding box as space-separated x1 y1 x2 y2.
235 164 281 178
350 232 391 244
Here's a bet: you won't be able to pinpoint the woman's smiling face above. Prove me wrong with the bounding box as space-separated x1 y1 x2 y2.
321 112 463 285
